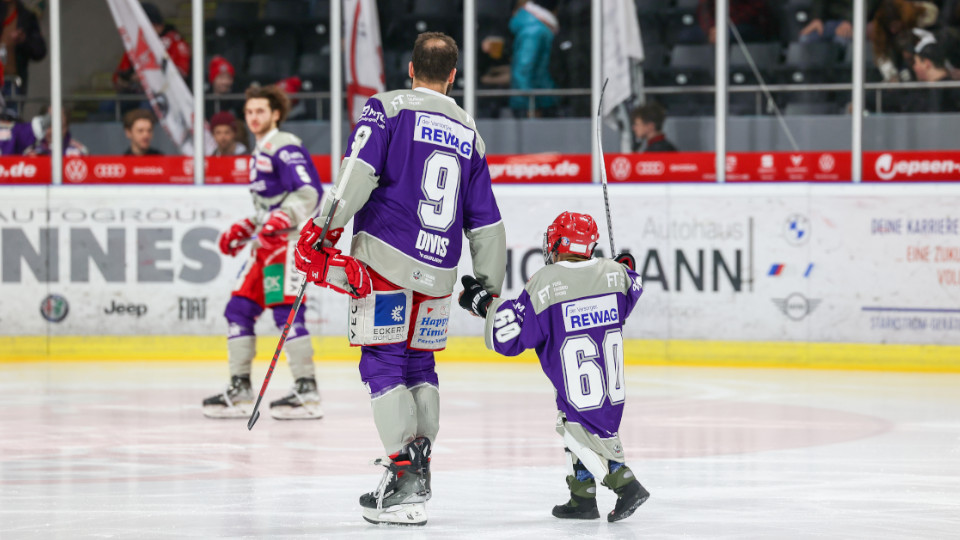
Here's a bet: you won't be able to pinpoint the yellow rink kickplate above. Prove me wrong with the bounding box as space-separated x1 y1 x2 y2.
1 336 958 372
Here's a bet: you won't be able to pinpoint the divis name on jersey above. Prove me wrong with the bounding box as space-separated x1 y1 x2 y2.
416 230 449 258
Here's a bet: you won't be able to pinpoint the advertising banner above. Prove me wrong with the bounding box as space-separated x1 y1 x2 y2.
2 185 958 346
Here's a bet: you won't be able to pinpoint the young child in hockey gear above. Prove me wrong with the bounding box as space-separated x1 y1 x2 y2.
459 211 650 523
294 32 506 525
203 85 330 421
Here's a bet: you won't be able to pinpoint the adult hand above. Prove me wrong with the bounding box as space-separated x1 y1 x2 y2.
835 20 853 39
800 19 824 37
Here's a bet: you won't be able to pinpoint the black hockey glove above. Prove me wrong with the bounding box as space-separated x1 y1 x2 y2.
459 275 493 318
615 252 636 271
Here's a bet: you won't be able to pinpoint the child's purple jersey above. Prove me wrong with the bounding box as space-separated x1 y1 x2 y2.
484 258 644 437
324 87 506 297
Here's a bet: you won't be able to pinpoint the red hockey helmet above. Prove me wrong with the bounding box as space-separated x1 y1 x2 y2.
542 211 599 264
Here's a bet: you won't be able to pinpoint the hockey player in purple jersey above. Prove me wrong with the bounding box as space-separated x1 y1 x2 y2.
202 86 331 421
294 33 506 525
459 211 650 522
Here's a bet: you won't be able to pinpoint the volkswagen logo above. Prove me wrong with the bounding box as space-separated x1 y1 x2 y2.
818 153 836 172
63 159 88 182
94 163 126 178
611 157 631 180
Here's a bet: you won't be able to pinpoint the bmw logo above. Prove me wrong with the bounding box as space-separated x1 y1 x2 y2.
783 214 810 245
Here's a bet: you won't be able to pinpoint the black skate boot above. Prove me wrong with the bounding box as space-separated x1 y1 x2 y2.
202 375 252 419
269 377 323 420
360 437 431 526
552 474 600 519
602 465 650 522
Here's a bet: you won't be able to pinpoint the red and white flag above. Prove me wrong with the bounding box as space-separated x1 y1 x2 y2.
105 0 214 155
344 0 386 125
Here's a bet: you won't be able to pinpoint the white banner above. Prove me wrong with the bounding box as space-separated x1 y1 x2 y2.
601 0 644 119
105 0 214 156
344 0 386 125
2 185 959 345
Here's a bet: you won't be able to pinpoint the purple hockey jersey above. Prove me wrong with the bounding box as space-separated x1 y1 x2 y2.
247 129 323 225
326 87 506 297
485 258 644 437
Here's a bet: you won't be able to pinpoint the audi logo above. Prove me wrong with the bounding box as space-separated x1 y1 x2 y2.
635 161 665 176
94 164 127 178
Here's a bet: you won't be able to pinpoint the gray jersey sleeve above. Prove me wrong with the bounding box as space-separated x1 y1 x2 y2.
280 184 321 226
318 158 379 230
465 221 507 296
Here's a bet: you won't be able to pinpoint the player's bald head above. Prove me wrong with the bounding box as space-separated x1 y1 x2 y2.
412 32 459 84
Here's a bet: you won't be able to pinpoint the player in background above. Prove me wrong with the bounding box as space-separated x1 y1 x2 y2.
294 32 506 525
202 85 334 421
459 212 650 522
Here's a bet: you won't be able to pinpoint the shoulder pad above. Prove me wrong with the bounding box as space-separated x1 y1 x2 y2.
260 131 303 155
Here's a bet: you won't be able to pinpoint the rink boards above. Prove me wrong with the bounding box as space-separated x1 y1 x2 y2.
1 184 958 369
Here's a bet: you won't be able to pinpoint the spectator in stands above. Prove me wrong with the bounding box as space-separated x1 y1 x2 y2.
896 29 960 111
275 76 307 120
113 2 190 94
631 102 677 153
122 108 163 156
1 0 47 98
870 0 939 82
0 106 85 155
509 0 559 117
800 0 854 44
679 0 774 44
210 111 247 156
207 55 243 119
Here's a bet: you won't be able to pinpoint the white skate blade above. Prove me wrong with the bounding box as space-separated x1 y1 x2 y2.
202 403 251 419
269 403 324 420
362 503 427 526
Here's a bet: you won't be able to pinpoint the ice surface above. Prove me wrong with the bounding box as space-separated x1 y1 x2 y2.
2 361 959 539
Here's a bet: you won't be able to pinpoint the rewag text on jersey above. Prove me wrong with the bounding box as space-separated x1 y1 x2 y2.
414 112 475 159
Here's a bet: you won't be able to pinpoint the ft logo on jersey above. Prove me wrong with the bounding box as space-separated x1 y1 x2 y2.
414 113 474 158
416 229 449 258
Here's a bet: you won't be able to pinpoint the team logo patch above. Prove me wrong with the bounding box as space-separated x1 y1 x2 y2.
561 294 619 332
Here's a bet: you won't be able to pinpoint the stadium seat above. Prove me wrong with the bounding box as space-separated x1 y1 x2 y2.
298 51 330 89
262 0 310 25
664 0 702 43
252 30 298 57
401 0 463 42
299 23 329 55
210 2 259 27
779 0 814 43
207 29 249 72
784 102 840 115
666 44 715 86
246 53 295 87
778 42 842 84
729 43 781 86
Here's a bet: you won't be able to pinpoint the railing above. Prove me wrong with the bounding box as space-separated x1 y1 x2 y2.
8 80 960 122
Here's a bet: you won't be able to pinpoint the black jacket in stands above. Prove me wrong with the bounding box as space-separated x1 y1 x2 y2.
124 147 164 156
5 1 47 92
643 134 678 153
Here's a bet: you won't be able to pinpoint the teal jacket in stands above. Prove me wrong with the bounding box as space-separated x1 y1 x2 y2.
509 5 557 112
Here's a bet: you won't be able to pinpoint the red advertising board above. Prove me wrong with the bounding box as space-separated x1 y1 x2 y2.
2 151 960 184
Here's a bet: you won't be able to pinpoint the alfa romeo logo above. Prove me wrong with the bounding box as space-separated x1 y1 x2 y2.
40 294 69 323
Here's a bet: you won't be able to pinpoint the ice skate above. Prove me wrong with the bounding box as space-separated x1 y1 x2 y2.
202 375 253 419
269 377 323 420
360 437 431 526
552 475 600 519
602 466 650 522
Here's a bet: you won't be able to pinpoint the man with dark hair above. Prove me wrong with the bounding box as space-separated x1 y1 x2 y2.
294 32 506 526
210 111 247 156
122 109 163 155
898 30 960 112
203 85 328 421
631 102 677 153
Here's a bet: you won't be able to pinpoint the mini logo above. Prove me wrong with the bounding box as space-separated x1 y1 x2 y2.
64 159 88 182
611 157 631 180
761 154 774 169
635 160 665 176
40 294 69 323
818 153 835 172
790 155 803 167
178 297 207 320
94 163 126 178
783 214 810 245
772 293 821 321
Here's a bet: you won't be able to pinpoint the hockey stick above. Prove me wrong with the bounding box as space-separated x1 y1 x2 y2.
247 127 371 430
236 227 298 247
596 78 616 256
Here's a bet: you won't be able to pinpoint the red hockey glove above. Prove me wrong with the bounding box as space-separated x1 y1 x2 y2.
614 252 636 271
295 245 370 299
258 210 292 251
218 217 256 256
298 219 344 251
